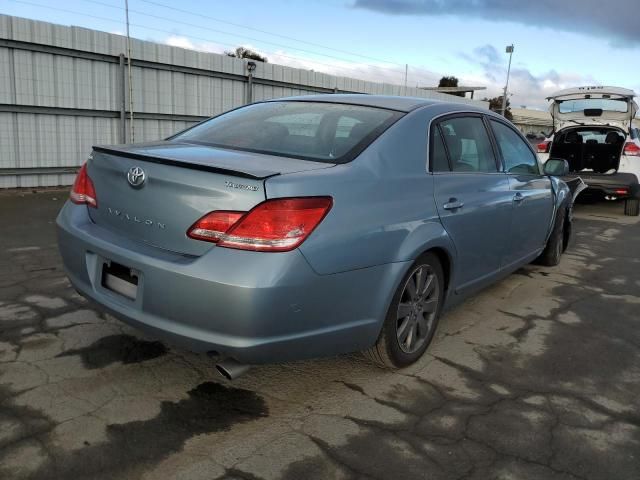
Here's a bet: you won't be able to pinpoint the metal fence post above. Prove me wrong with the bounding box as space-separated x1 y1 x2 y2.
246 61 257 104
119 54 126 143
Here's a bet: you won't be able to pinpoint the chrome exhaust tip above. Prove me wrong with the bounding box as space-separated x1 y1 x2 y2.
216 359 251 380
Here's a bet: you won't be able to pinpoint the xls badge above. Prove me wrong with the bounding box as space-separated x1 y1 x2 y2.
225 181 259 192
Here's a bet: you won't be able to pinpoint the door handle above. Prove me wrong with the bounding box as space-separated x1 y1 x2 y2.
513 192 525 203
443 198 464 210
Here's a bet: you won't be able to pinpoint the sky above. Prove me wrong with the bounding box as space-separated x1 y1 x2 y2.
2 0 639 109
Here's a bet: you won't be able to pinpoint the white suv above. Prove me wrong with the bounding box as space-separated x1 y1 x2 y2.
538 86 640 216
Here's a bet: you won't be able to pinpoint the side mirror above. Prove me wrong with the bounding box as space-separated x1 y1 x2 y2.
543 158 569 176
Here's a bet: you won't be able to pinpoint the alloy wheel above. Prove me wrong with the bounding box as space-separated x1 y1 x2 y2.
396 264 440 354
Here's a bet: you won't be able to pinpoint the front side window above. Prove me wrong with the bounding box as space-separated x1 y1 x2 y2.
335 116 360 138
267 113 322 137
439 116 497 172
171 101 402 163
490 120 540 174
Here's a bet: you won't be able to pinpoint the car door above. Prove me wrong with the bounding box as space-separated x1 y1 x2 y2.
488 119 554 268
431 114 513 293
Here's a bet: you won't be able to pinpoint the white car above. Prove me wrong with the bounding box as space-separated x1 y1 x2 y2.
538 86 640 216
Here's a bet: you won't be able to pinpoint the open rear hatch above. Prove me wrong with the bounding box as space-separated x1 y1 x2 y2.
86 142 333 256
547 86 638 133
547 86 637 175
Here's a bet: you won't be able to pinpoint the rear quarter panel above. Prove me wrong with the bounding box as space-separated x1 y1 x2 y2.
264 105 457 276
619 154 640 180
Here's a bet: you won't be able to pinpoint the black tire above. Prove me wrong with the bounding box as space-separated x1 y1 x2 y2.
536 205 566 266
624 198 640 216
364 253 445 369
562 210 572 253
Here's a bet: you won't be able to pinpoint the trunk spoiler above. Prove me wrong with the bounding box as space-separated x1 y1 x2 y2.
92 145 276 180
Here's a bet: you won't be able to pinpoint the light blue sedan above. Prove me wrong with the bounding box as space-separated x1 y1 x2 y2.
56 95 572 378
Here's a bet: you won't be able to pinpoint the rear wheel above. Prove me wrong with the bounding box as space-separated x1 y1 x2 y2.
365 253 444 368
624 198 640 216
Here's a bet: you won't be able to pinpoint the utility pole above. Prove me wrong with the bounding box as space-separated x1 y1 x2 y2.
501 44 514 117
125 0 134 142
404 64 408 92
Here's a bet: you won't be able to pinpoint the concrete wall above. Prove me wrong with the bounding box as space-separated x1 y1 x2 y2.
0 14 487 188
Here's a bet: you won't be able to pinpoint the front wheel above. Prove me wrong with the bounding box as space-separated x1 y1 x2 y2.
536 205 567 266
365 253 444 368
624 198 640 216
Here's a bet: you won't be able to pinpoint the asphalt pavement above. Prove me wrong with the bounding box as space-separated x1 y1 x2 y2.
1 190 639 480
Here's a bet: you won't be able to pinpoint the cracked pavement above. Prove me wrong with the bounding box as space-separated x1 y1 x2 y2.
1 190 639 480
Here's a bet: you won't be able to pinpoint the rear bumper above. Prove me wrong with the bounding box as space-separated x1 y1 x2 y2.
56 202 408 364
570 172 640 199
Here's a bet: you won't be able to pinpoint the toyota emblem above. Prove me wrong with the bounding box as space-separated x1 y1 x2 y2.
127 166 146 188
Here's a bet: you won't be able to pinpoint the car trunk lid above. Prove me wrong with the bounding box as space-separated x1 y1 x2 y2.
86 142 334 256
547 86 638 132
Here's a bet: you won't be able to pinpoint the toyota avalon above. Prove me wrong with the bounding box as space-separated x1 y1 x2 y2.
57 95 572 378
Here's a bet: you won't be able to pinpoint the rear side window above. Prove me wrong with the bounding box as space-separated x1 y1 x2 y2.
171 101 402 163
490 120 540 174
438 117 497 172
430 128 451 172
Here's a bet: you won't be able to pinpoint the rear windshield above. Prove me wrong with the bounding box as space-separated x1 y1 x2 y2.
558 98 629 114
171 101 403 163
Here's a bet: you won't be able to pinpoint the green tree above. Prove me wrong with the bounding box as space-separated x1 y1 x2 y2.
438 76 465 97
225 47 268 63
484 96 513 121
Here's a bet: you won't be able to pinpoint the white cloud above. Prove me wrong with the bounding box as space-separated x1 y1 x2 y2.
165 35 195 50
162 35 597 109
162 35 442 89
459 44 599 109
164 35 228 55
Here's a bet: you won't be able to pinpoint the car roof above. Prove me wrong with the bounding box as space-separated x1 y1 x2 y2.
265 94 485 113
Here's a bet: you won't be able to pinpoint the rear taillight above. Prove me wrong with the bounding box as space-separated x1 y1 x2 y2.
623 142 640 156
187 211 245 242
537 141 551 153
70 163 97 208
187 197 333 252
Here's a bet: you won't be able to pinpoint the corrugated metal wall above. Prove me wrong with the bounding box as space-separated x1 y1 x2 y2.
0 14 487 188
